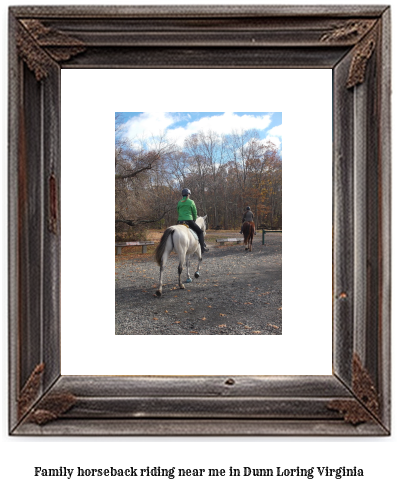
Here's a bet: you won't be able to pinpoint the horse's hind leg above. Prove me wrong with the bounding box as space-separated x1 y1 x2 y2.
195 253 202 278
178 252 186 289
156 241 172 297
186 257 192 283
156 258 166 296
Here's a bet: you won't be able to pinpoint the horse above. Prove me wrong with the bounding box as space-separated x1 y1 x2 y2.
154 216 207 296
242 221 255 252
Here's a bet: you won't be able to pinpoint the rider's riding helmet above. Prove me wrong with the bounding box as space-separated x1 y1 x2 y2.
182 188 191 196
246 206 251 210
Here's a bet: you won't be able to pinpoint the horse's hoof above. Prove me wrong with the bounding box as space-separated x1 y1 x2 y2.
180 284 185 289
155 290 162 297
186 277 192 283
194 271 200 278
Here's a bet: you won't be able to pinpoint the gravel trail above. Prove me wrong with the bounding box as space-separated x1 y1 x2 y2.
115 234 282 335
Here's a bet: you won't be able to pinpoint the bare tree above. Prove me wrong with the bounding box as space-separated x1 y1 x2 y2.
115 133 176 180
115 116 282 237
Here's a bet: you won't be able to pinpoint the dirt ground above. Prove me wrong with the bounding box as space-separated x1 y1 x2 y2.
115 230 282 335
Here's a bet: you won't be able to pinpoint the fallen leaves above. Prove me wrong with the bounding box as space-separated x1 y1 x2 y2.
219 313 227 317
218 324 227 328
268 323 280 329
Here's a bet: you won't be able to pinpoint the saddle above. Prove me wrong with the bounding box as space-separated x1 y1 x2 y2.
176 221 199 242
177 220 190 228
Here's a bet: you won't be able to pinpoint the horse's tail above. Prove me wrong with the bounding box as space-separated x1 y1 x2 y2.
155 228 174 266
243 221 249 245
243 221 254 245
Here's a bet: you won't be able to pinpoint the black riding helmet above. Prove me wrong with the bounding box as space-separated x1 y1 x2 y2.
182 188 191 196
246 206 251 210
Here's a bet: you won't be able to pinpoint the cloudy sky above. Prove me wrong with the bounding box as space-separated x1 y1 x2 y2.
116 112 282 151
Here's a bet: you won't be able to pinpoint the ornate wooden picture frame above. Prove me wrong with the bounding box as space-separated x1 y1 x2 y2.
9 5 391 435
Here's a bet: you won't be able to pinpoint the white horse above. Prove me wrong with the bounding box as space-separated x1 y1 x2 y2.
154 216 207 296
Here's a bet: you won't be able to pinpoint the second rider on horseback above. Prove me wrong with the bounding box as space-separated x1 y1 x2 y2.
240 206 256 235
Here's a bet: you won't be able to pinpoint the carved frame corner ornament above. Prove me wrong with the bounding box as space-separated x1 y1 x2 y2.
9 6 391 436
320 19 379 88
17 364 76 425
327 354 380 425
17 19 85 81
320 19 376 43
346 27 379 88
17 363 45 420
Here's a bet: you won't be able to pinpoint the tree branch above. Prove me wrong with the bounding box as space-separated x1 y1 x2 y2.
115 208 174 227
115 154 161 180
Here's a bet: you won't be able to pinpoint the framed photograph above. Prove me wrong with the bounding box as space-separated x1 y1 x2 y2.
9 5 390 435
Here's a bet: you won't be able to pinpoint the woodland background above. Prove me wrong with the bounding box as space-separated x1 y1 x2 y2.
115 120 282 241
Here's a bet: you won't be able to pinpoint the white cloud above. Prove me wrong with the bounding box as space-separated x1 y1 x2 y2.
267 124 282 137
264 124 282 150
124 112 176 141
166 112 273 145
262 136 282 149
122 112 275 147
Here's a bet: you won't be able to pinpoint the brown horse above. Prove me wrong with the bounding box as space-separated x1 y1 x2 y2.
242 221 255 251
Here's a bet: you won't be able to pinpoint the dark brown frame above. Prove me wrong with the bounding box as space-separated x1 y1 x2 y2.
9 5 391 436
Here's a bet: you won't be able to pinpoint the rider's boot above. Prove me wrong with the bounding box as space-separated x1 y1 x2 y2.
199 233 209 253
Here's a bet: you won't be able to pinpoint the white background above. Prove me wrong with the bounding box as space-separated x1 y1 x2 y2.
61 68 332 376
1 1 397 492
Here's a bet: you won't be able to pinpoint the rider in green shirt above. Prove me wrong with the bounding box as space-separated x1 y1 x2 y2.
177 188 208 253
